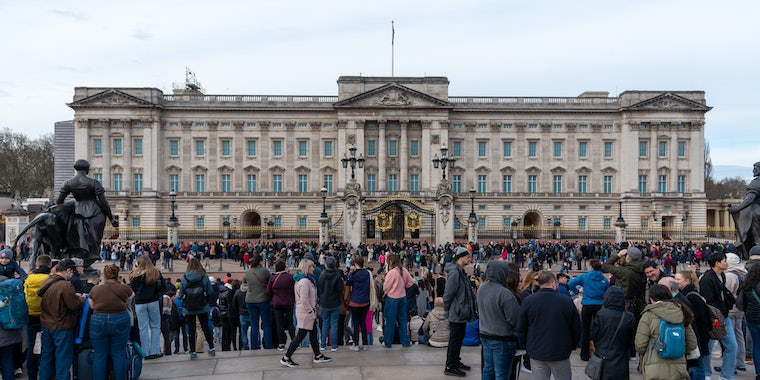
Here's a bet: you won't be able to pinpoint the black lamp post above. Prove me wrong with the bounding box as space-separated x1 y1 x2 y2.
169 191 177 223
341 144 365 181
432 144 456 180
469 187 477 222
320 187 328 219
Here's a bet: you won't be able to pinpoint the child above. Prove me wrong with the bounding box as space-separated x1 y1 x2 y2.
171 293 189 353
162 290 175 355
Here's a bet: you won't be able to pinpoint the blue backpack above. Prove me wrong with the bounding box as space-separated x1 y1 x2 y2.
654 318 685 359
0 278 28 329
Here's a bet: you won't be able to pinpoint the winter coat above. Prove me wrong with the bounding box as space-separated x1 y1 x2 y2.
741 281 760 324
266 271 295 309
294 273 318 330
604 253 645 303
179 270 213 315
38 273 84 330
683 284 712 356
230 286 249 319
476 261 519 341
421 306 449 347
516 287 581 361
345 268 371 306
591 286 636 380
568 269 609 305
244 266 271 303
130 271 165 304
443 262 476 323
699 269 734 317
634 301 697 380
317 268 344 309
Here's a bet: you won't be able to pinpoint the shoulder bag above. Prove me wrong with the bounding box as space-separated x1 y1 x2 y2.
585 312 625 380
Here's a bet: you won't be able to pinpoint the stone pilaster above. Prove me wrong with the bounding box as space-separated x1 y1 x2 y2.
435 181 454 247
343 181 363 248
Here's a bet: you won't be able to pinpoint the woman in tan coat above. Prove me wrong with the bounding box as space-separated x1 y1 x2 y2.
280 259 332 367
635 284 697 380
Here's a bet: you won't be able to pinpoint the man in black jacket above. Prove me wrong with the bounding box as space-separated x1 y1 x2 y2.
699 252 738 379
516 271 581 380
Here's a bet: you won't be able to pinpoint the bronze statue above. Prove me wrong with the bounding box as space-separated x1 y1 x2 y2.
55 159 118 267
729 161 760 255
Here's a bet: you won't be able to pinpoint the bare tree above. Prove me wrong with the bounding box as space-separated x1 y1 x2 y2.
0 128 54 197
704 142 714 182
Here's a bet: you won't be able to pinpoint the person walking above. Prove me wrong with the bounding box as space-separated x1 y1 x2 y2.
88 264 135 380
129 256 166 359
279 259 332 367
179 258 216 359
567 259 609 361
516 271 581 380
443 247 476 377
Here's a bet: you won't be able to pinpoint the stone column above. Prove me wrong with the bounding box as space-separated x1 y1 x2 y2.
343 182 363 248
435 181 455 248
319 217 329 246
468 217 478 244
167 220 179 246
123 120 132 189
400 121 408 190
3 206 29 248
378 121 386 191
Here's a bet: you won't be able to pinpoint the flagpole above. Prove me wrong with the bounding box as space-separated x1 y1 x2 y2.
391 20 395 77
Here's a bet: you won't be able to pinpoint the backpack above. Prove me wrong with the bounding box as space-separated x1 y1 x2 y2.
688 291 727 340
0 278 29 329
182 275 206 311
654 318 686 359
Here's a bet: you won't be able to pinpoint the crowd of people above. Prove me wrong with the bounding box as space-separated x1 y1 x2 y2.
3 236 760 379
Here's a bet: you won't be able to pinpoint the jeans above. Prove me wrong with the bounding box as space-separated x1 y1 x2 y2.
26 317 41 380
446 321 466 368
482 338 516 380
321 307 340 349
747 322 760 375
135 300 162 356
39 327 74 380
239 315 251 350
531 359 572 380
704 316 738 379
246 301 273 349
0 344 13 380
383 296 410 347
172 323 189 352
730 313 748 369
690 355 707 380
90 312 131 380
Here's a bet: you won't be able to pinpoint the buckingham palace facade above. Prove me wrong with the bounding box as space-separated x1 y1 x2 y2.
65 76 712 246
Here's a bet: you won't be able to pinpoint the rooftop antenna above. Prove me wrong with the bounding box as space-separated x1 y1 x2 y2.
185 67 202 91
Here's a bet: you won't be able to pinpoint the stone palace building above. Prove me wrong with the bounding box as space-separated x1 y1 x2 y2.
64 75 712 247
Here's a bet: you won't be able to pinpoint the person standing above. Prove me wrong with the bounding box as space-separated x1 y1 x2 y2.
179 258 215 359
590 286 636 380
477 260 520 380
700 252 739 379
516 271 581 380
443 247 477 377
0 274 22 380
244 254 273 349
267 260 295 351
345 255 371 351
677 270 715 380
88 264 134 380
634 284 697 379
568 259 610 361
318 257 344 351
37 259 85 380
24 254 53 380
739 261 760 380
129 256 166 359
279 260 332 367
382 254 414 348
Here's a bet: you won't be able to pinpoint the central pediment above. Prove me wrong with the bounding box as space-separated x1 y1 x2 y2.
623 92 711 112
333 83 451 109
68 89 159 109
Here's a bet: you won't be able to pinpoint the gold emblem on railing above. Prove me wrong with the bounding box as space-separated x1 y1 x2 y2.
376 212 393 232
406 212 421 232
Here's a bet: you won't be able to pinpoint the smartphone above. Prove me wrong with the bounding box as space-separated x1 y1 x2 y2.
620 241 629 249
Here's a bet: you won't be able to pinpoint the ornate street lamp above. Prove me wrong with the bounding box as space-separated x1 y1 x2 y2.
469 187 477 222
432 144 456 181
169 191 177 223
341 144 365 181
320 187 328 219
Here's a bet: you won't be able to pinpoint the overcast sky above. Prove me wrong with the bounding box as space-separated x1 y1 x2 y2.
1 0 758 179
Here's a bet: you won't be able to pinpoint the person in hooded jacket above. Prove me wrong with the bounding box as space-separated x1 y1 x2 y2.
0 274 22 380
635 284 697 380
179 258 215 360
318 256 344 351
267 260 295 351
590 286 636 380
443 247 476 377
568 259 610 361
477 260 520 380
231 279 251 350
740 261 760 380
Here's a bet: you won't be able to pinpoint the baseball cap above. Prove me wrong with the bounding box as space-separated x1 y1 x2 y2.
60 258 77 270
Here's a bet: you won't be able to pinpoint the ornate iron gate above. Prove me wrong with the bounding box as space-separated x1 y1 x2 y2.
363 198 435 244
